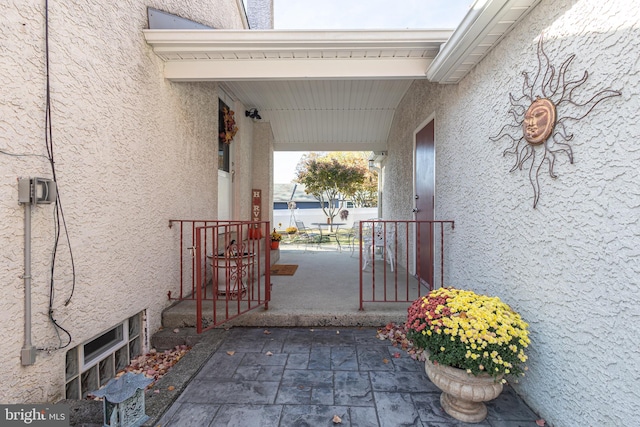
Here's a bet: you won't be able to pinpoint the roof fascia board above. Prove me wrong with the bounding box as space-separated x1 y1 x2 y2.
426 0 540 83
143 29 452 52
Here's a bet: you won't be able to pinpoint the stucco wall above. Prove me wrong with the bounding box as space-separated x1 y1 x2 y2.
231 99 255 221
386 0 639 425
0 0 245 403
246 0 274 30
252 122 276 226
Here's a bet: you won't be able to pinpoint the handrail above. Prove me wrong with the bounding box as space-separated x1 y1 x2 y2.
359 219 455 310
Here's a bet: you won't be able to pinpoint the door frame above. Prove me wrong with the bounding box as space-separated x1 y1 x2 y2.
411 113 436 277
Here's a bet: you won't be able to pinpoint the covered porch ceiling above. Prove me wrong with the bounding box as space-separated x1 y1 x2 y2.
143 0 541 152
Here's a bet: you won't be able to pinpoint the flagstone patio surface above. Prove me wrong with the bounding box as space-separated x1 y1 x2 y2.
154 327 540 427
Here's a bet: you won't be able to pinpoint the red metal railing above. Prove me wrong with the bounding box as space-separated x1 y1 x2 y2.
168 220 271 332
358 219 454 310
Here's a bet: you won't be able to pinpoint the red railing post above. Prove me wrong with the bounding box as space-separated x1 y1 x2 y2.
359 219 454 310
195 228 203 334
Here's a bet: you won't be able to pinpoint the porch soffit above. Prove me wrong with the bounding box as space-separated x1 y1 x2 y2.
142 0 541 151
143 29 450 151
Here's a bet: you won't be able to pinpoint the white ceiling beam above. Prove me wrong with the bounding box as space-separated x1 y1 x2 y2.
162 58 433 81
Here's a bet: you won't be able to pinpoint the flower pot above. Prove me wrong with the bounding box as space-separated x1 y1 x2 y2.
248 227 262 240
271 241 279 250
209 252 255 296
424 357 503 423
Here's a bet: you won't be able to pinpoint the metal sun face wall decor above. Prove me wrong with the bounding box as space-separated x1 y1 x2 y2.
490 34 621 208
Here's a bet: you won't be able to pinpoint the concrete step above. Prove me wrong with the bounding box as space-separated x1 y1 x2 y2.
150 327 202 351
160 248 279 329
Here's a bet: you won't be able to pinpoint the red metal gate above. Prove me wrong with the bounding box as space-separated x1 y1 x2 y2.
358 219 454 310
169 220 271 333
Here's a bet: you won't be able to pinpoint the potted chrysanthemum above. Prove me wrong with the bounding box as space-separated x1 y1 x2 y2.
285 226 298 235
406 287 530 423
270 229 282 249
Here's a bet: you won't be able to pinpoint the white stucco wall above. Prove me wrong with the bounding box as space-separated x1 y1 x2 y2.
386 1 639 425
253 122 275 226
246 0 274 30
0 0 246 403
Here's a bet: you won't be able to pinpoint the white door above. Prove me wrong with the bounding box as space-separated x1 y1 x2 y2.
218 170 232 220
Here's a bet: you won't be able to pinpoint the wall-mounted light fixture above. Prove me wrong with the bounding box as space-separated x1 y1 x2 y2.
245 108 261 120
368 151 386 171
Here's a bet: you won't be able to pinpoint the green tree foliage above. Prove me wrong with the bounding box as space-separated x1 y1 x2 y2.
295 153 368 223
333 152 378 208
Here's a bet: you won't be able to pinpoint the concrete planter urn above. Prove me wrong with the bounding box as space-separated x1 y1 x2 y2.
209 252 255 296
406 288 530 422
424 356 503 423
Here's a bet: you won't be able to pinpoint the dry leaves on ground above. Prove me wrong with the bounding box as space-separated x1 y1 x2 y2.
87 345 191 399
376 322 427 362
117 345 191 387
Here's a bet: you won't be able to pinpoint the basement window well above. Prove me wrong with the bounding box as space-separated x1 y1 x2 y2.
65 312 145 399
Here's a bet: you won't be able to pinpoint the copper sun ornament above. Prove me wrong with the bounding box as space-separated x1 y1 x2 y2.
490 34 621 208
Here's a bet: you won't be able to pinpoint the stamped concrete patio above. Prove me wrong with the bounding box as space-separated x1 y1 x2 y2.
141 244 541 427
153 327 539 427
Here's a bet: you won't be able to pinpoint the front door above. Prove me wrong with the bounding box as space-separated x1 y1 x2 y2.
218 99 233 220
414 119 435 288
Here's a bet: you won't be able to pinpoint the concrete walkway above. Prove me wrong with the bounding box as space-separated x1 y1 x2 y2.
162 244 417 329
154 327 539 427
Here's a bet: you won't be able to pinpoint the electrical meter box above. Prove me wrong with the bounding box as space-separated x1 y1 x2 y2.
18 177 57 204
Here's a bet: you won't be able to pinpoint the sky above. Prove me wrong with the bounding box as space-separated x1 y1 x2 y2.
273 0 474 30
268 0 475 183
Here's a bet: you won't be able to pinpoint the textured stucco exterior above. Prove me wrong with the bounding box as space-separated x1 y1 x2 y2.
0 0 262 403
252 122 276 226
246 0 274 30
385 1 639 425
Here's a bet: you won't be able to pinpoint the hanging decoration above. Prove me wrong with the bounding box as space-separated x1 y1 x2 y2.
490 34 621 208
219 107 238 144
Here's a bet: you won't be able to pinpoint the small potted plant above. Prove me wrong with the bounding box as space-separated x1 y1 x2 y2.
270 229 282 249
285 226 297 235
405 287 530 423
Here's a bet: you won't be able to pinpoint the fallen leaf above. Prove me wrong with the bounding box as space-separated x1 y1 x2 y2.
332 414 342 424
263 329 271 335
266 351 273 356
173 328 180 334
535 420 546 426
382 358 390 364
226 351 236 356
393 352 401 358
336 331 340 334
167 386 175 391
154 390 160 394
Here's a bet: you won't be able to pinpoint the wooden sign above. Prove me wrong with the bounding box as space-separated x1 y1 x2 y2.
252 189 261 221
